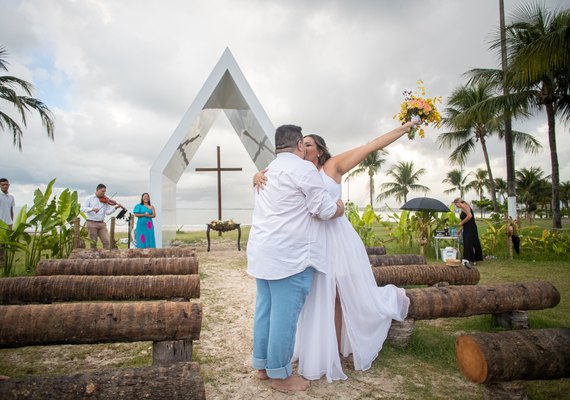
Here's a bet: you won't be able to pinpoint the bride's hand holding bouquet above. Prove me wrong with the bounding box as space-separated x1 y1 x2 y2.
395 80 442 140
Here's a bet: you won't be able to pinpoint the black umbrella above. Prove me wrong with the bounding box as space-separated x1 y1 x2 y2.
400 197 450 212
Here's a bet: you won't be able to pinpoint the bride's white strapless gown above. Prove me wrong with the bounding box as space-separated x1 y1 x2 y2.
293 169 410 382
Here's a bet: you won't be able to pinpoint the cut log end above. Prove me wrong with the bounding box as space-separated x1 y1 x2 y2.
456 335 488 384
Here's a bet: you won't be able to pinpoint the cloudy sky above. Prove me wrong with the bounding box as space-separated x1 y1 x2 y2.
1 0 569 224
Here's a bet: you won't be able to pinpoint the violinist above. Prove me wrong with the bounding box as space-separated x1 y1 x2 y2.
80 183 124 250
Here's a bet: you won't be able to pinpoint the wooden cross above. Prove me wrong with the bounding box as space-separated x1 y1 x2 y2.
195 146 242 230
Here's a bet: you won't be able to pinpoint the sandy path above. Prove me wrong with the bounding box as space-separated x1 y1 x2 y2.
196 240 406 400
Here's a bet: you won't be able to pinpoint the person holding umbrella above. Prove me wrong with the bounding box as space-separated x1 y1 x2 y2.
453 198 483 265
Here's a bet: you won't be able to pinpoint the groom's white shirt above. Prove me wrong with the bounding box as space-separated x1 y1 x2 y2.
247 152 338 280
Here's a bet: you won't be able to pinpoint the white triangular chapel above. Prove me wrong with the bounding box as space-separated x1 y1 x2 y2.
150 48 275 247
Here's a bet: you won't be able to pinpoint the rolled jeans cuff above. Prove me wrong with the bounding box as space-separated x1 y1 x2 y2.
251 356 292 378
267 363 293 379
252 356 266 371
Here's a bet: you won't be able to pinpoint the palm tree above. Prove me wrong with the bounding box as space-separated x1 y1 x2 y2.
376 161 430 204
494 177 509 204
505 3 570 229
516 166 548 224
437 80 541 212
561 181 570 211
469 3 570 228
0 47 55 150
346 149 388 208
466 168 490 218
442 168 469 199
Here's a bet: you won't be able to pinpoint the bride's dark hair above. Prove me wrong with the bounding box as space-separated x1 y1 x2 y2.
304 134 331 166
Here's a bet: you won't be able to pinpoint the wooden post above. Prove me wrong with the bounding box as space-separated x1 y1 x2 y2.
109 217 117 249
72 217 81 250
387 318 415 347
153 339 194 366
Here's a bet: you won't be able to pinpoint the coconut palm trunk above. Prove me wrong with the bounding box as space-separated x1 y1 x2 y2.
545 101 561 229
478 132 498 211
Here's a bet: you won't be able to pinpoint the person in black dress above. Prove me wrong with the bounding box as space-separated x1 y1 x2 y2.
454 198 483 264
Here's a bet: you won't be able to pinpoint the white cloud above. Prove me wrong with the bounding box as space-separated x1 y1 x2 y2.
1 0 569 224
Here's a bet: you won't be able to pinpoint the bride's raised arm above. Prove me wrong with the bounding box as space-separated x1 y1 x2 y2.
324 121 417 182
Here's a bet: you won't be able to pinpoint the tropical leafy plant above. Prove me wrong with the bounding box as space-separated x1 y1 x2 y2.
381 208 414 248
0 179 83 275
345 202 382 247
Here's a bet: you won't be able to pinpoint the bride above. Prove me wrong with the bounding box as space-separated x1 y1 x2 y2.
255 119 417 382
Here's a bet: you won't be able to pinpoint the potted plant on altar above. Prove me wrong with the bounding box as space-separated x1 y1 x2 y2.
209 219 239 232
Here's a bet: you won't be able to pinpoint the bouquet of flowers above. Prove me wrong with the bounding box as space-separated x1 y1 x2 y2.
394 80 442 139
210 219 238 232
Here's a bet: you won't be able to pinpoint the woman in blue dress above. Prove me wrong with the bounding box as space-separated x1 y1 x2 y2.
133 193 156 248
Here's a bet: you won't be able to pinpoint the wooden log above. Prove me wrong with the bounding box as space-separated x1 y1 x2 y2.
0 301 202 348
365 246 386 255
369 254 426 266
0 362 206 400
406 281 560 320
456 328 570 383
372 264 480 286
0 275 200 304
36 257 198 276
69 247 197 259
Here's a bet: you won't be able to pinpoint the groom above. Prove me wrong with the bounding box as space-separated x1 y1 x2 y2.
247 124 344 391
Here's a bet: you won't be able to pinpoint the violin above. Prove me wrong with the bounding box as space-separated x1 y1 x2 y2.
99 195 124 209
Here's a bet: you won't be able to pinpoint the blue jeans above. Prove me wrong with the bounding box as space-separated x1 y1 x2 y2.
252 267 315 379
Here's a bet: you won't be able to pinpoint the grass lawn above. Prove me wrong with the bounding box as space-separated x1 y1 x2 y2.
1 218 568 399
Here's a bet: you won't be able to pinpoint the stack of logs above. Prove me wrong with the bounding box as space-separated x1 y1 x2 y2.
0 247 205 400
366 246 567 399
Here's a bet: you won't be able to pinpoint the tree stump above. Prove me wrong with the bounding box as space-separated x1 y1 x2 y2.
372 264 480 287
483 382 528 400
387 318 415 347
455 328 570 383
369 254 426 267
36 257 198 276
153 338 194 366
0 275 200 304
0 362 206 400
493 310 529 330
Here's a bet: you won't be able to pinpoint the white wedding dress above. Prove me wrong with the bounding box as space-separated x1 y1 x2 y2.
294 169 410 382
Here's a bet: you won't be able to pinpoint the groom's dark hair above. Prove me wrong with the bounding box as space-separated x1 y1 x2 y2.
275 124 303 153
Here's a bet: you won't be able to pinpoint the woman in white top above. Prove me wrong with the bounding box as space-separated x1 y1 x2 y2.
256 119 418 382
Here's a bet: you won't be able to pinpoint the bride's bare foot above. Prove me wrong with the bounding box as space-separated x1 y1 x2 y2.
256 370 269 380
271 375 310 392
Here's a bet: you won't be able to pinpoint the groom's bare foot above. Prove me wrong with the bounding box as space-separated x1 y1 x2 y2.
256 370 269 380
271 375 310 392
